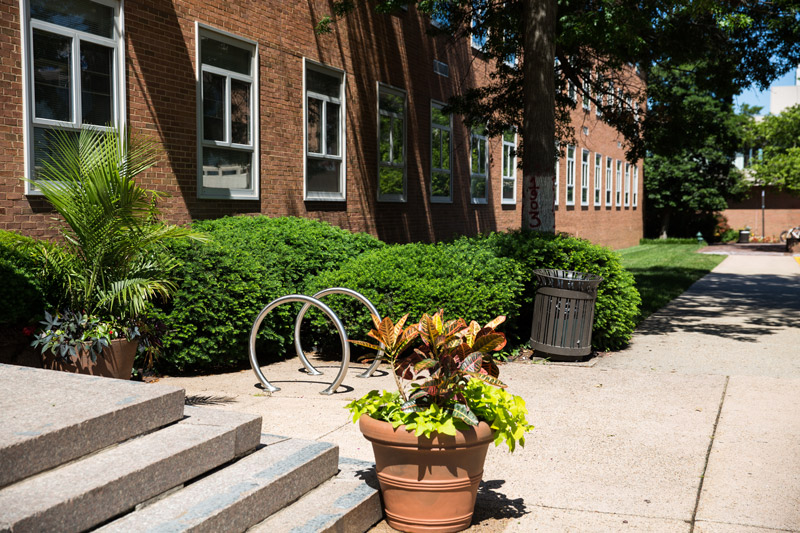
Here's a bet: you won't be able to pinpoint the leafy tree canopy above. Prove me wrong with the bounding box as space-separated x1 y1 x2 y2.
751 104 800 194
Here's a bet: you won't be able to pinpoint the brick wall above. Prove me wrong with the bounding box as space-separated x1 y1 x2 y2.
1 0 643 249
722 187 800 239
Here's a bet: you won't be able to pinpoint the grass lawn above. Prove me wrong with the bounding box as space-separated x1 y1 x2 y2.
618 243 726 323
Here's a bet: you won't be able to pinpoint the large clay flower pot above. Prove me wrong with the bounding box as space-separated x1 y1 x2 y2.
41 339 138 380
359 414 494 533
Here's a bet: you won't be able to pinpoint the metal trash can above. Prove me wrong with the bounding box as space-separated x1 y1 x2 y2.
530 269 603 360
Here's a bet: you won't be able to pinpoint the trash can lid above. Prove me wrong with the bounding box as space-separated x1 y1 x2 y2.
533 269 603 292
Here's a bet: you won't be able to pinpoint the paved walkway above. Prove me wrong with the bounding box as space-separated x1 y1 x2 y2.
161 253 800 532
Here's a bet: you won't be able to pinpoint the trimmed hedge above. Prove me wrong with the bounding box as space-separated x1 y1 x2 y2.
155 216 384 373
0 230 46 326
467 230 641 351
303 242 526 354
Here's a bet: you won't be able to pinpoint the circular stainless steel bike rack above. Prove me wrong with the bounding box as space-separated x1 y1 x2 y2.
293 287 384 379
249 294 349 395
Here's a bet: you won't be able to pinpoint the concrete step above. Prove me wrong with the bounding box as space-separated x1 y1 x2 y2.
0 405 261 532
0 363 185 488
248 456 382 533
97 434 340 533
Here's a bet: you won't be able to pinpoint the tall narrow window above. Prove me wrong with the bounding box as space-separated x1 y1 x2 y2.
431 102 452 202
624 162 631 206
24 0 123 189
633 165 639 207
554 145 560 206
198 28 257 199
566 145 575 206
605 156 613 206
580 149 590 206
615 160 622 206
594 153 602 205
501 130 517 204
304 60 345 200
470 125 488 204
378 84 406 201
582 70 591 112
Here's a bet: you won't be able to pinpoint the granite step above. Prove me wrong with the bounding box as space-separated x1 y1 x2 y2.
248 456 382 533
0 405 261 533
97 434 339 533
0 363 185 488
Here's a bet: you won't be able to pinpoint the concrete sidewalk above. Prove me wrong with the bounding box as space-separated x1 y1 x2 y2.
161 254 800 532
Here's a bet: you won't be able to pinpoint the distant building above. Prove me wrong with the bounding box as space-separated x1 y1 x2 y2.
770 65 800 115
0 0 644 248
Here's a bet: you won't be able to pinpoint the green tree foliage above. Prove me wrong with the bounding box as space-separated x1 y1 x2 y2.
644 66 749 237
751 104 800 195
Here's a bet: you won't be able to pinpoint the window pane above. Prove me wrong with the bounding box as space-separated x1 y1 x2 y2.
33 29 71 122
432 171 450 198
431 128 441 168
32 126 78 180
80 41 113 125
503 130 514 143
380 92 403 115
471 175 486 200
307 158 341 193
200 36 251 75
306 69 340 98
231 79 250 145
441 130 451 169
479 139 486 174
471 137 479 173
202 72 225 141
202 147 252 190
432 106 448 127
379 167 403 196
326 102 340 156
392 118 403 164
502 178 515 200
379 115 391 162
31 0 113 38
306 97 322 153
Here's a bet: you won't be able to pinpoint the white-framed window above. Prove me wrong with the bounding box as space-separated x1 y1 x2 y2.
596 76 603 117
615 159 623 206
197 26 258 200
633 165 639 207
594 153 602 205
304 59 346 201
582 70 591 112
554 145 560 206
607 81 614 107
22 0 125 191
568 80 576 102
624 162 631 206
580 149 590 206
501 130 517 204
470 124 488 204
617 88 624 110
430 101 452 202
605 156 613 206
377 83 406 202
566 145 576 206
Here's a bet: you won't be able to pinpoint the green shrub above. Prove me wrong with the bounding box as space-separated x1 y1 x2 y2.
0 230 46 325
469 231 640 351
304 242 525 354
155 216 384 373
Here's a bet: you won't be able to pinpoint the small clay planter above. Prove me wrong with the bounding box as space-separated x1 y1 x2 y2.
359 414 494 533
41 338 138 380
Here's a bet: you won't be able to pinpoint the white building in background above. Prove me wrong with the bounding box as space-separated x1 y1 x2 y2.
770 65 800 115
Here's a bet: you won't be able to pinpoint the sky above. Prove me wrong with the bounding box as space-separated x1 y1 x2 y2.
734 68 798 115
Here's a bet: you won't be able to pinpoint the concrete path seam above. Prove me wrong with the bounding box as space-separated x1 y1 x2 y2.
695 518 798 533
690 375 730 533
523 502 692 524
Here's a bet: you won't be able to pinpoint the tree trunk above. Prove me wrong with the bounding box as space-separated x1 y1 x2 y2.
521 0 557 233
659 209 671 239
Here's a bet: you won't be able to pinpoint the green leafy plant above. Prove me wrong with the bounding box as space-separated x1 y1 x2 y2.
15 127 202 364
31 309 137 363
346 310 533 451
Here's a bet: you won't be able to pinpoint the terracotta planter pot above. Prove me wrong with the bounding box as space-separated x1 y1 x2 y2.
359 414 494 533
41 338 138 380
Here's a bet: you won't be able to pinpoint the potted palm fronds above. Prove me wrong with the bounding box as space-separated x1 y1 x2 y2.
20 127 202 379
346 310 533 533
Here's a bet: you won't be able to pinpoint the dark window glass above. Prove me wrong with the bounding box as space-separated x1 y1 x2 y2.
33 29 71 122
200 36 251 75
230 79 250 145
31 0 113 38
80 41 113 125
203 72 225 141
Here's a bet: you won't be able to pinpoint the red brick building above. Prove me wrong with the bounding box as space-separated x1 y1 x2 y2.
0 0 644 248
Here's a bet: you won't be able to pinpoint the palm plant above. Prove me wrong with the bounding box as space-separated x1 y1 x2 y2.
23 126 201 320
